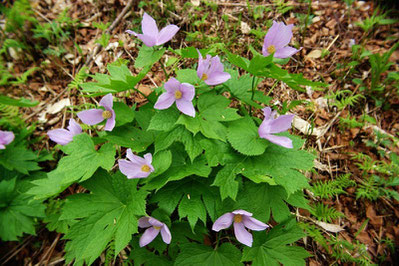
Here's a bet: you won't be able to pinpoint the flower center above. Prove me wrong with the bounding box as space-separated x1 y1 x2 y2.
175 90 182 99
153 226 161 230
201 73 208 80
102 110 112 119
234 214 242 223
267 45 276 54
141 165 151 172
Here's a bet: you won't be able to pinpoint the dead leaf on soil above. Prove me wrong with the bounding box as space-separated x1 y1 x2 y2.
315 221 345 233
306 50 322 59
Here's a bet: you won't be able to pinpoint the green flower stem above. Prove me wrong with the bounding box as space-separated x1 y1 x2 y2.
249 75 257 116
159 59 169 80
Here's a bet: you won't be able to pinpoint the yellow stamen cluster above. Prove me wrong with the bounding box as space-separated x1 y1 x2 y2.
234 214 243 223
201 73 208 81
141 165 151 172
267 45 276 54
153 226 161 230
175 90 182 99
102 110 112 119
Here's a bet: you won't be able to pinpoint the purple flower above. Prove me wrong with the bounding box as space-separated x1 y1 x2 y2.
47 119 82 145
0 130 15 149
77 93 115 131
197 50 231 86
154 77 195 117
258 107 294 149
138 216 171 247
212 210 268 247
118 149 154 179
126 12 179 47
262 21 300 59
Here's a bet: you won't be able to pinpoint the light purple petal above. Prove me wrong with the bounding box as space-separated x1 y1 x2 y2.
262 107 272 119
138 217 152 228
263 134 293 149
208 56 224 73
126 30 138 36
142 12 158 37
144 153 153 164
0 144 5 149
77 109 104 125
212 213 234 231
204 72 231 86
126 149 146 165
118 159 143 179
67 119 82 135
99 93 113 110
139 227 160 247
263 21 280 48
273 23 294 48
154 92 175 110
197 49 205 78
104 110 116 131
269 114 294 134
242 216 269 231
176 99 195 117
47 129 74 146
164 77 181 93
148 217 164 227
274 46 300 59
180 83 195 101
157 25 179 45
160 225 172 244
234 222 253 247
0 130 15 145
137 34 157 47
258 119 273 137
232 210 253 216
267 21 293 49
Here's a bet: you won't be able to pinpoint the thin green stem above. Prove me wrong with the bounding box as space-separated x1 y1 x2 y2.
249 75 257 116
301 0 312 48
159 59 169 79
214 231 221 250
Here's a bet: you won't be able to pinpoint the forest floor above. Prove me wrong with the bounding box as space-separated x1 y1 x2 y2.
1 0 398 265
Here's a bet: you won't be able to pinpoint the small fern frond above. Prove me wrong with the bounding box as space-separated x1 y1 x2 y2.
310 202 344 223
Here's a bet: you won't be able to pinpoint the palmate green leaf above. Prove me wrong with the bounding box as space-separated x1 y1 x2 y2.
258 64 327 92
150 178 220 229
128 238 173 266
177 91 240 142
105 124 155 153
224 71 270 109
175 243 242 266
176 69 201 84
0 178 45 241
80 63 149 95
241 134 314 194
227 117 269 156
144 154 211 190
135 45 166 68
60 170 147 265
212 163 243 200
28 134 116 200
113 101 135 127
151 149 172 178
0 145 40 174
241 219 309 266
154 125 203 162
148 107 180 131
198 92 241 122
200 139 230 167
235 182 309 223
